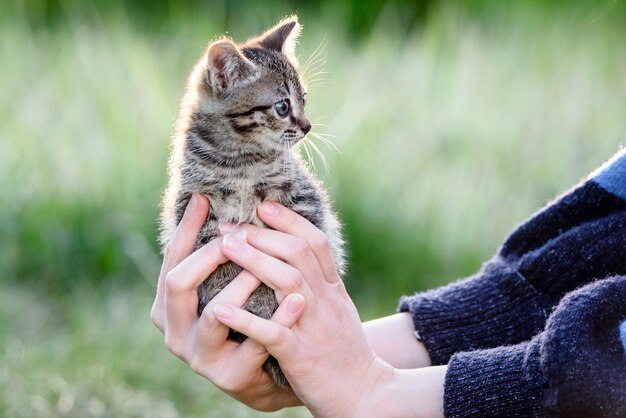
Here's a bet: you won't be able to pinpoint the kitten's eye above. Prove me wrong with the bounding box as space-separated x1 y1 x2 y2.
275 99 290 117
303 93 307 107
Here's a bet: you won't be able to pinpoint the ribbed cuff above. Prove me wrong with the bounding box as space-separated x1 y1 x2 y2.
444 337 546 418
398 259 549 365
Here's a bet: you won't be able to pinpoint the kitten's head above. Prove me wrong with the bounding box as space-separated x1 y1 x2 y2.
192 16 310 153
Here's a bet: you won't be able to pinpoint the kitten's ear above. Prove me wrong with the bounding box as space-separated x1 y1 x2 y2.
206 40 258 94
258 16 301 64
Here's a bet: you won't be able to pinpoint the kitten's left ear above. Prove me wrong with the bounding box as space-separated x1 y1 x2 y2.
257 16 302 64
206 40 258 95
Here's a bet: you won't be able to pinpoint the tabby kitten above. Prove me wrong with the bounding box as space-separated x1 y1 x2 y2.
159 16 345 387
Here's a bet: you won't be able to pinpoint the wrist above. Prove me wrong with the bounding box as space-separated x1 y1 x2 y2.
350 358 400 418
351 361 446 418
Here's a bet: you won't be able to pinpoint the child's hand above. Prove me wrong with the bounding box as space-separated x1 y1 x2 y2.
214 202 397 417
150 194 303 411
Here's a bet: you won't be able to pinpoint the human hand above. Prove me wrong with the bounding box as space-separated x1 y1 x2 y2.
150 194 304 411
214 202 401 417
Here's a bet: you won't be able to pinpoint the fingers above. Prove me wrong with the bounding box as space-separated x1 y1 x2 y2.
231 291 307 375
195 270 262 356
257 202 340 283
221 231 314 302
164 237 229 340
214 293 306 361
219 224 328 295
152 193 210 333
165 194 211 270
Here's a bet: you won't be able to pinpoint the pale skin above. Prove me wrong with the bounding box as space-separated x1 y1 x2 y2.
151 193 446 417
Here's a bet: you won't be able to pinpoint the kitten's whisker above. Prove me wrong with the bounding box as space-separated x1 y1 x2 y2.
309 131 341 153
282 141 289 176
302 53 327 74
305 80 333 88
302 49 324 73
312 136 337 151
287 141 296 178
240 133 257 155
301 38 327 74
302 39 328 86
311 131 337 138
305 70 330 79
312 136 338 147
306 136 329 174
303 67 328 85
301 138 317 173
312 114 331 124
282 141 287 175
306 77 331 83
303 60 325 78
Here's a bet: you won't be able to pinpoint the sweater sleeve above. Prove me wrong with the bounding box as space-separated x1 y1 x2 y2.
398 258 549 366
443 275 626 418
399 150 626 365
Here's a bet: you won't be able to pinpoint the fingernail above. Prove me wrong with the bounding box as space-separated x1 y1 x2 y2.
214 304 234 319
286 293 305 315
187 193 198 211
223 230 246 251
218 223 239 234
261 201 279 216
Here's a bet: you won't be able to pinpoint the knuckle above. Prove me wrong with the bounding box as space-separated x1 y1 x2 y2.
284 270 304 292
189 356 206 376
335 279 348 295
290 237 311 258
165 336 187 361
312 230 330 251
253 400 281 413
165 270 185 294
241 311 254 331
150 307 163 331
247 340 268 357
254 406 276 413
198 308 219 331
265 326 286 347
213 373 242 393
245 225 260 241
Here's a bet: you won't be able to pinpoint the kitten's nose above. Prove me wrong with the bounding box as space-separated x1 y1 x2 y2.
298 117 311 135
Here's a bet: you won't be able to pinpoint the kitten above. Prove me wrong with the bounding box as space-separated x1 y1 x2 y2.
159 16 345 387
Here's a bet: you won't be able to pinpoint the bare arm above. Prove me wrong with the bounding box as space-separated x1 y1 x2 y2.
366 365 446 418
364 312 432 369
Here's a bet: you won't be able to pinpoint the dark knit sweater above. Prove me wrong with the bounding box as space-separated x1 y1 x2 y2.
398 149 626 417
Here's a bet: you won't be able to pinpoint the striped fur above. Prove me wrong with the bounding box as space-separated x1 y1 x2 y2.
159 16 344 387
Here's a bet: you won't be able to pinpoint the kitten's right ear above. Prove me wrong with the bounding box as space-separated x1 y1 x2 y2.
206 40 257 94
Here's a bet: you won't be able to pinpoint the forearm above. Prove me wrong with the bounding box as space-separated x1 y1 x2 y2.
354 363 446 418
398 157 626 366
363 312 431 369
443 276 626 417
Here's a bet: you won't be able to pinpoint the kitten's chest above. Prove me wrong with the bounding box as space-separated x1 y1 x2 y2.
207 177 291 225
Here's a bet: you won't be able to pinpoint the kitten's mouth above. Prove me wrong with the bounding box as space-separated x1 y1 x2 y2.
281 132 304 144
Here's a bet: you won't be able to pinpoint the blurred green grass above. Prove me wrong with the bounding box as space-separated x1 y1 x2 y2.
1 1 626 416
